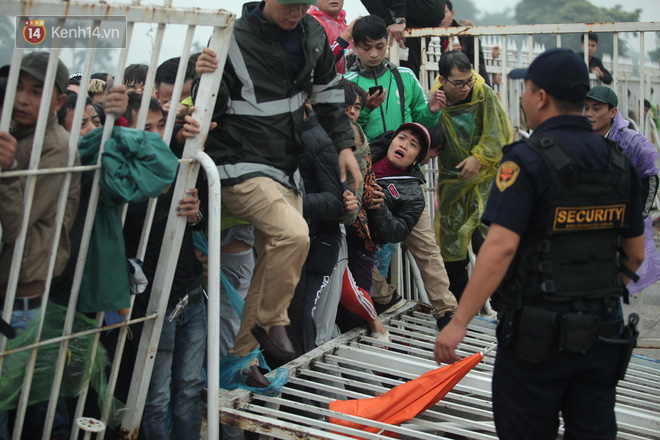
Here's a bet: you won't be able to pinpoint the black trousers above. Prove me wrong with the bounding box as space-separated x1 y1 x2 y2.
360 0 445 27
361 0 446 79
492 316 621 440
443 228 485 300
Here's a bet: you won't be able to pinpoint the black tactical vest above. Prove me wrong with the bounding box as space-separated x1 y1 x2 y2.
498 135 632 312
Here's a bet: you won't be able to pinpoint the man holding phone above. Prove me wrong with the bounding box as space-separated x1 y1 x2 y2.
345 15 445 141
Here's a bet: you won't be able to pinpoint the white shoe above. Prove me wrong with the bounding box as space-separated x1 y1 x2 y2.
370 330 392 349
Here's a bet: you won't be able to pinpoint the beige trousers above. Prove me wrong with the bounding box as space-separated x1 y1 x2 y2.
222 177 310 357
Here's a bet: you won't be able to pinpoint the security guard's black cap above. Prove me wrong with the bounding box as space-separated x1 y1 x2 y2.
509 48 590 102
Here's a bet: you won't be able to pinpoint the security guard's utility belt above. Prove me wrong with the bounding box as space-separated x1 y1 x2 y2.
514 306 622 364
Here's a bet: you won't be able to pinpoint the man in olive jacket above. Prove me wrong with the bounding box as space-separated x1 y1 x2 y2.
196 0 361 377
0 52 80 302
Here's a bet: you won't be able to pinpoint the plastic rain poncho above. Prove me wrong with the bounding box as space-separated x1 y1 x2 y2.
192 231 288 396
0 301 126 427
76 127 179 313
431 72 513 261
608 112 660 294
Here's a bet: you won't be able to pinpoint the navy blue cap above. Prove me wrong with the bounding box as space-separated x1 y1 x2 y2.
509 48 590 101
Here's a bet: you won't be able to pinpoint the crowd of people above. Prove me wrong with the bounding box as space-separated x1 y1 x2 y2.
0 0 658 439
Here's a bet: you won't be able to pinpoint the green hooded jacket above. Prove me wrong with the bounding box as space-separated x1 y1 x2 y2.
345 60 440 140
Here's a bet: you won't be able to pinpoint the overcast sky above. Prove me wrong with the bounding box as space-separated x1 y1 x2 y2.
158 0 659 65
17 0 656 70
204 0 659 22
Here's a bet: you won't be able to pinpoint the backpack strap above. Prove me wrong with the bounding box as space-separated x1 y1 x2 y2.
391 67 406 121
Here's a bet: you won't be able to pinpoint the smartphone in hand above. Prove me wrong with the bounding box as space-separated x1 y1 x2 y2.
368 85 383 96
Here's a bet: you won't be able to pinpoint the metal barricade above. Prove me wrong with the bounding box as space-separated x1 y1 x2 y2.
0 1 233 438
217 304 660 439
399 21 660 350
410 22 660 140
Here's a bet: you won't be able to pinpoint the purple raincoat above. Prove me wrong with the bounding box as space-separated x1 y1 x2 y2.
608 112 660 294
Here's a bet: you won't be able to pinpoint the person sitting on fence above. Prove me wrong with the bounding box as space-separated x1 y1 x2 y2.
579 33 613 85
584 85 660 295
0 50 81 440
344 15 446 142
431 50 512 300
370 125 458 330
308 0 357 73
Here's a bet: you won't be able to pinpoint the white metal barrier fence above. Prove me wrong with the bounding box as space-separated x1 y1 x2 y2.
400 22 660 143
392 21 660 349
218 304 660 439
0 1 233 439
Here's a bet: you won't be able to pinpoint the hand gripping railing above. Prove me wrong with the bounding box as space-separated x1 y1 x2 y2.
120 24 233 440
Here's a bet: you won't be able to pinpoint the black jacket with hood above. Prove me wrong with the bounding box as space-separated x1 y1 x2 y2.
299 110 345 237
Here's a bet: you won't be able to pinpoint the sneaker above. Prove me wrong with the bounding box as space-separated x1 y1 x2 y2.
436 311 454 331
374 292 408 315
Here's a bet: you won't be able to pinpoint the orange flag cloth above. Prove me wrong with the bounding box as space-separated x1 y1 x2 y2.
329 352 484 438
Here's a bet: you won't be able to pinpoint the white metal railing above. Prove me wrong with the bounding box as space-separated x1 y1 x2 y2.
406 22 660 144
0 1 233 439
217 304 660 439
393 21 660 350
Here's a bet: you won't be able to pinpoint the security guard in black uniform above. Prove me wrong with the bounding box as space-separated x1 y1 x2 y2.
434 48 645 439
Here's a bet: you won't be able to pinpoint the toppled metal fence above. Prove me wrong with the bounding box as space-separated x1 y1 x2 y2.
217 304 660 440
0 1 234 439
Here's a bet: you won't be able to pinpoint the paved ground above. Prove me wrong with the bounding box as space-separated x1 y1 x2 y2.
624 288 660 359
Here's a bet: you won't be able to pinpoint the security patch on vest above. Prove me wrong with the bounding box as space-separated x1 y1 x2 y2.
496 161 520 192
387 183 401 200
553 204 626 231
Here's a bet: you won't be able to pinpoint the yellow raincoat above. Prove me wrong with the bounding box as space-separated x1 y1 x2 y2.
432 72 513 261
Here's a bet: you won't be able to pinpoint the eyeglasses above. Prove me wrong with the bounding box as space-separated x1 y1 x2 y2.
445 75 476 89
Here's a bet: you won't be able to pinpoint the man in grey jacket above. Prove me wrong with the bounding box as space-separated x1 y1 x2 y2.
196 0 361 383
